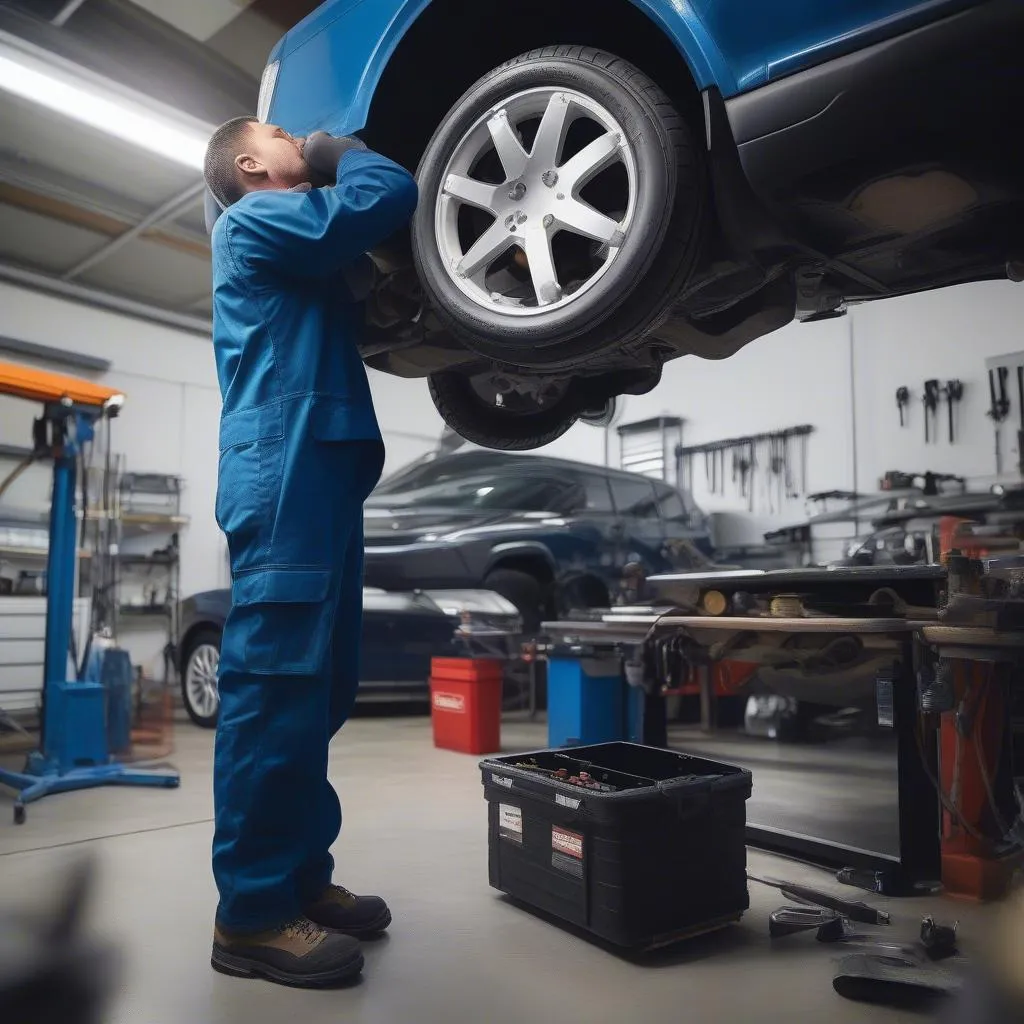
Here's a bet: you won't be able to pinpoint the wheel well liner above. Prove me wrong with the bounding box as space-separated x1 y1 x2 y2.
361 0 710 171
486 545 555 584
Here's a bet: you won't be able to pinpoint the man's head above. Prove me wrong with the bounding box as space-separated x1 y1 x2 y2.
204 117 312 209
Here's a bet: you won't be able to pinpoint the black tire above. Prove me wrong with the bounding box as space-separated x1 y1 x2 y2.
180 628 222 729
484 568 547 634
412 46 706 369
429 372 579 451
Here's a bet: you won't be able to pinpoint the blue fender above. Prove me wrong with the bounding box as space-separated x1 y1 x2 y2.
267 0 734 137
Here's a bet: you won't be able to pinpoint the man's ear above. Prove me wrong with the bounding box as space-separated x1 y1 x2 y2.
235 152 265 183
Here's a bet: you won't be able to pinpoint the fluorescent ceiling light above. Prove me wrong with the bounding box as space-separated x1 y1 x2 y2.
0 31 213 171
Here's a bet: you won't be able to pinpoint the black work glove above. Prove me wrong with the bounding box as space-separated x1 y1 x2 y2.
304 131 367 181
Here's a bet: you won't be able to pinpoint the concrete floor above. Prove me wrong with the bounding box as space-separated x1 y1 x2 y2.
0 713 998 1024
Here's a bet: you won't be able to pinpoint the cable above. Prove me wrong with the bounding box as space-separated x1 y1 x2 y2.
0 454 35 502
914 717 987 844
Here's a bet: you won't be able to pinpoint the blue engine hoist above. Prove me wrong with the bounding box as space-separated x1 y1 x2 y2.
0 362 179 824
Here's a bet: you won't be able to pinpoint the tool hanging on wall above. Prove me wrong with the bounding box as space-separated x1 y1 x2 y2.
987 365 1010 474
1017 366 1024 476
944 379 963 444
896 386 910 427
922 379 940 443
676 425 813 513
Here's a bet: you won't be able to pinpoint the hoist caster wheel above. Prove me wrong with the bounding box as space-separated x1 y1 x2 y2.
13 804 26 825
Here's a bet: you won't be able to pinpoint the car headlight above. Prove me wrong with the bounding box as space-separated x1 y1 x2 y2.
257 61 280 123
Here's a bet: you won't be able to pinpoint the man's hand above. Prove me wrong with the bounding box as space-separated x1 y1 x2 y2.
304 132 368 182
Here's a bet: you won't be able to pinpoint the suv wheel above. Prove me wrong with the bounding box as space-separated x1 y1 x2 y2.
484 567 547 634
181 628 221 729
412 46 706 368
429 371 580 450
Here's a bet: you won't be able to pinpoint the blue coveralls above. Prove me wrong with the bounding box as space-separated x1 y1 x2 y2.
208 148 418 931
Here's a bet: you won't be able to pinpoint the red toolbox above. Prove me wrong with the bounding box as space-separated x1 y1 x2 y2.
429 657 503 755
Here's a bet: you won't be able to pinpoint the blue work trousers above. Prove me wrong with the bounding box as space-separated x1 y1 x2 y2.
212 438 384 931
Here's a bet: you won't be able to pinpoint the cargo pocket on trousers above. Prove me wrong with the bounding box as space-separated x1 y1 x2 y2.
231 568 333 676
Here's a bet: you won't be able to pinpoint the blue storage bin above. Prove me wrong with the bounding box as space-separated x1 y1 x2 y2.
547 655 629 748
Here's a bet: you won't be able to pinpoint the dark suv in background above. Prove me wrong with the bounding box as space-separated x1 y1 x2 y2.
363 450 714 628
177 451 711 727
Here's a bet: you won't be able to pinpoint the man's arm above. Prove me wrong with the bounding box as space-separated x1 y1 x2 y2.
225 149 418 279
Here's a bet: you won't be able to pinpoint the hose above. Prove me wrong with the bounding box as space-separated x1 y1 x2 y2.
0 454 35 503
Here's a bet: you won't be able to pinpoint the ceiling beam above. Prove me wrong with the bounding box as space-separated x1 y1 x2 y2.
0 261 211 336
0 181 210 260
51 0 92 28
62 181 207 279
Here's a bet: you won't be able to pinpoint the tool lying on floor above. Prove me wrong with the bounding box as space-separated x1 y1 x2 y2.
748 874 891 925
769 907 959 960
833 953 963 1007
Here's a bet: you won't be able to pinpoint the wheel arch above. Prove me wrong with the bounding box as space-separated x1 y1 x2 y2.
177 618 224 672
485 542 556 584
359 0 726 171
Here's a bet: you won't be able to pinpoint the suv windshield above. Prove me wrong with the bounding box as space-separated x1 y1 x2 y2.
373 458 569 512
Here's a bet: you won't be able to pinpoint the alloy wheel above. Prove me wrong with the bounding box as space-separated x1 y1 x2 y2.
185 643 220 720
434 87 637 316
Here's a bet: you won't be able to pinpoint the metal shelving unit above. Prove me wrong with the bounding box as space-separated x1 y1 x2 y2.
112 474 186 662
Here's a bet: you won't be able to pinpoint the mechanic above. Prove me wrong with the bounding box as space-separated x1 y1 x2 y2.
202 116 418 987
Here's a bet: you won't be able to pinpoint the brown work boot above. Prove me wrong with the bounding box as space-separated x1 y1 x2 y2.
304 884 392 937
211 916 364 987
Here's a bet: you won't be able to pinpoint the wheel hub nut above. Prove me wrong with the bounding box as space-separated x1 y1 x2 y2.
542 169 558 188
542 214 554 228
508 181 527 201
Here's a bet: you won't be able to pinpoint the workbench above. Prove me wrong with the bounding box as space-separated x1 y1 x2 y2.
541 563 1019 896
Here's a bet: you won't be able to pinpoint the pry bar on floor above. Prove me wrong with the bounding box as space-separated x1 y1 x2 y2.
748 875 891 926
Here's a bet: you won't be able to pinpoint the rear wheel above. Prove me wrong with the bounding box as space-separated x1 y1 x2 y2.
181 629 221 729
429 371 580 450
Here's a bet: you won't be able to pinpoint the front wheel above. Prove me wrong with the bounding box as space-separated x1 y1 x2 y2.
412 46 706 369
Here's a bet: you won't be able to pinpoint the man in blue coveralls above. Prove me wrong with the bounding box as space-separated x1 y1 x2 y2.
202 117 418 987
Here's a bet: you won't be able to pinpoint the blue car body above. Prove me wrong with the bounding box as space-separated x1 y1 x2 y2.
253 0 1023 449
264 0 978 135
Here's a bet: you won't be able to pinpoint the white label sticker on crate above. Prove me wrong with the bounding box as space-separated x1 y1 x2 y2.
551 825 584 859
498 803 523 843
555 793 581 810
491 774 513 789
432 691 465 713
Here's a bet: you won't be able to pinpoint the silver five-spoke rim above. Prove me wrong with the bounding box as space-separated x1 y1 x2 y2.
435 87 638 316
186 643 220 719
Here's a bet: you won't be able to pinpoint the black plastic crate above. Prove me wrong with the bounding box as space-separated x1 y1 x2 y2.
480 742 752 950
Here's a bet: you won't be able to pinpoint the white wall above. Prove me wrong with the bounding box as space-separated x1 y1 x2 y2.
0 282 439 676
3 274 1022 676
541 279 1024 547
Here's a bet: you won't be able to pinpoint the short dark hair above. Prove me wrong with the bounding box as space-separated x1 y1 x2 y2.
204 116 257 208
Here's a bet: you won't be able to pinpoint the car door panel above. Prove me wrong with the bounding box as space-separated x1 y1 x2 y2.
608 476 668 576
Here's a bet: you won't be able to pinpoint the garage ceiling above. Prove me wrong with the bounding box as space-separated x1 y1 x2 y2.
0 0 323 334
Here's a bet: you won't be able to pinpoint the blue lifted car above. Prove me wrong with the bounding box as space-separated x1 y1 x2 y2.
258 1 1023 450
